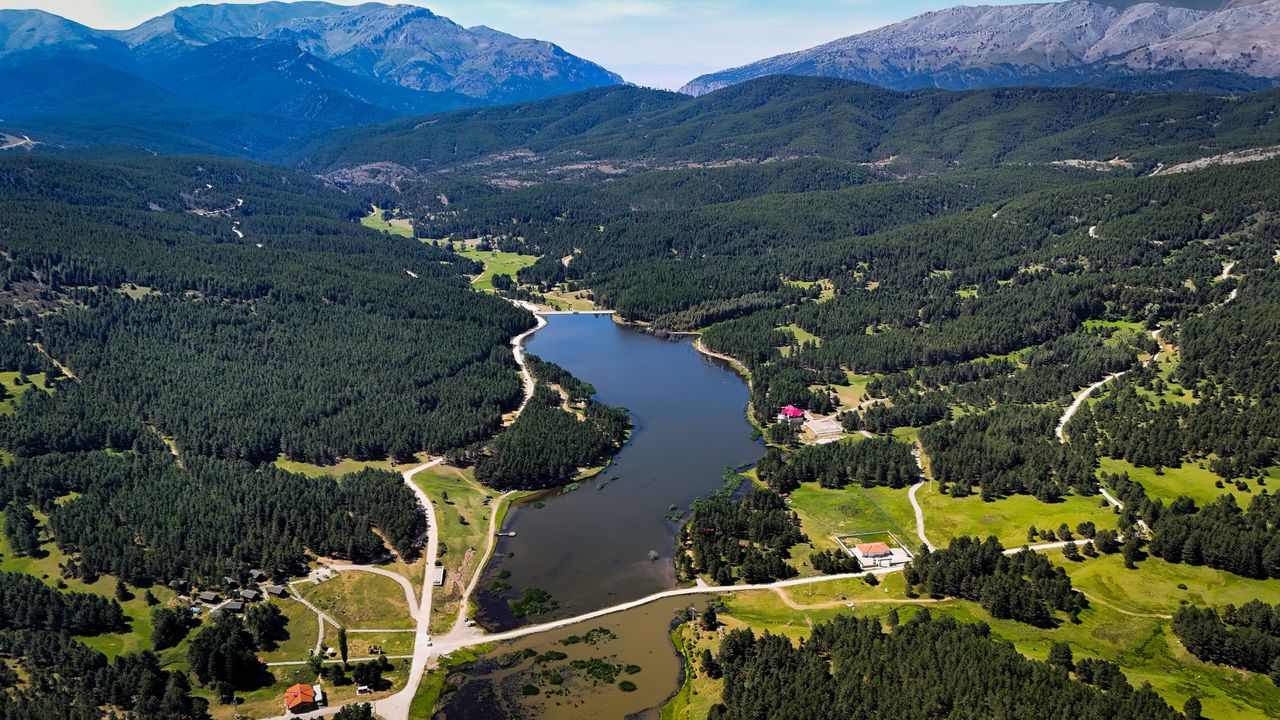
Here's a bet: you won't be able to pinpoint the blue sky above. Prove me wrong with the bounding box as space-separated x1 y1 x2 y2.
3 0 1036 88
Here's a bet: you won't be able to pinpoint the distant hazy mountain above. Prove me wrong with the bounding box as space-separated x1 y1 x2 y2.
680 0 1280 95
112 2 622 104
0 2 621 154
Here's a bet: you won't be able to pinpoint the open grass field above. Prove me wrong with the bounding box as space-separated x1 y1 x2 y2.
913 481 1116 549
200 660 410 720
1057 552 1280 616
412 464 493 633
360 207 414 238
460 249 539 291
782 482 916 575
718 575 1280 719
299 572 414 630
0 371 53 415
784 278 835 303
272 454 428 479
780 324 821 346
343 630 415 658
540 285 598 311
0 508 180 659
255 599 321 664
1097 456 1257 507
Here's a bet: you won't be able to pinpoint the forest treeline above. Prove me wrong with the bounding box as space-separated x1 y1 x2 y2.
677 482 805 585
0 156 534 465
707 612 1182 720
1172 601 1280 684
0 572 125 636
904 537 1087 626
472 386 629 490
1101 471 1280 579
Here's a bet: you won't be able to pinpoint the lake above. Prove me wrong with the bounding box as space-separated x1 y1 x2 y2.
475 314 760 630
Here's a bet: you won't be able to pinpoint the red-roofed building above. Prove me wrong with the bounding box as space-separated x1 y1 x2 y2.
855 542 891 558
284 683 316 714
778 405 806 421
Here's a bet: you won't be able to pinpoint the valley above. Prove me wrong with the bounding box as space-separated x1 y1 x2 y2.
0 2 1278 720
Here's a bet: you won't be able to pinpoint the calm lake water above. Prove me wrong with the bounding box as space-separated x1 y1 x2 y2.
475 314 759 630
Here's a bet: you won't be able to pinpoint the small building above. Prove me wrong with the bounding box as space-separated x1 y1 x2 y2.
356 685 372 695
856 542 892 558
284 683 316 714
239 588 262 602
197 591 219 604
223 600 245 613
222 576 239 589
777 405 807 422
266 585 288 598
430 566 445 587
248 569 267 582
853 541 899 568
311 684 326 707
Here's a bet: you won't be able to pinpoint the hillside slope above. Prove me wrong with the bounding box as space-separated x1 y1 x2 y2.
680 0 1280 95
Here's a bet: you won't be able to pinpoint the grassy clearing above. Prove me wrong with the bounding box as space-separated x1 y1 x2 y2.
0 509 179 659
460 249 539 291
782 483 916 575
914 481 1116 548
540 285 598 311
718 579 1280 719
1058 552 1280 616
785 278 835 303
661 623 724 720
272 454 428 479
202 661 410 720
342 631 415 658
1098 456 1255 507
255 599 320 664
361 207 414 238
780 324 821 346
298 572 414 630
0 371 53 415
1082 319 1146 333
412 465 491 634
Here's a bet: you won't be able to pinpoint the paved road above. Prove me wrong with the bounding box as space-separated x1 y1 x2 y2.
449 490 518 636
506 299 547 416
908 481 935 552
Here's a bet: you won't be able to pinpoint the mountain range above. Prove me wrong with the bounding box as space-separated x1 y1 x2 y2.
682 0 1280 95
0 2 621 154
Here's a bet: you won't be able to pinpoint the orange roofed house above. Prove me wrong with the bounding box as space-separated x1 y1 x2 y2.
284 683 316 714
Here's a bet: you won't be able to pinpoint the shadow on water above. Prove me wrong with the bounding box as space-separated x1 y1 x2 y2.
475 315 759 631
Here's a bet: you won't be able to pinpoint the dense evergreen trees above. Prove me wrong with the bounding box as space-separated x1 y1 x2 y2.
756 437 918 493
1146 493 1280 579
1172 601 1280 682
679 486 805 585
921 406 1098 502
0 156 533 465
186 614 262 691
474 387 629 490
709 613 1181 720
0 631 207 720
0 572 125 635
1 503 39 557
904 537 1086 626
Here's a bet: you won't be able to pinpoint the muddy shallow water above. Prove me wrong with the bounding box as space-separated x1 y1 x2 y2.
438 594 715 720
476 314 759 630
